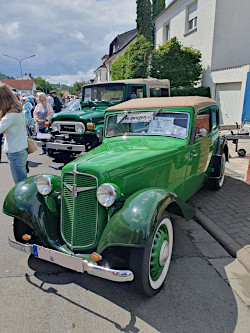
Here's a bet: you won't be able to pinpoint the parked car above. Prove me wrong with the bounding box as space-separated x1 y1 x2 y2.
38 78 170 160
4 96 228 296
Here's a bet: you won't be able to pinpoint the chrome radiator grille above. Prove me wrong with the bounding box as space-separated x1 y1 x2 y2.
61 171 98 250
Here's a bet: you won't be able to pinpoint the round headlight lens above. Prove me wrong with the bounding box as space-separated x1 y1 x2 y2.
97 183 117 207
52 122 59 132
36 175 52 195
76 123 85 134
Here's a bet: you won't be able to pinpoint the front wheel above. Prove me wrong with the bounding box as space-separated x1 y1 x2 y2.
129 213 173 297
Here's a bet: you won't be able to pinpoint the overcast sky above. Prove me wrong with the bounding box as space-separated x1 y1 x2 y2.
0 0 137 84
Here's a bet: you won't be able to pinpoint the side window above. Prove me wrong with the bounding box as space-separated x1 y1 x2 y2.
150 87 169 97
212 108 219 130
195 110 210 138
127 86 144 100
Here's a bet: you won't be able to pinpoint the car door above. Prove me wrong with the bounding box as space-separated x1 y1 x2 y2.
182 108 213 199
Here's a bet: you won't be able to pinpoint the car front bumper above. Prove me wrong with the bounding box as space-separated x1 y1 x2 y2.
8 238 134 283
36 140 86 152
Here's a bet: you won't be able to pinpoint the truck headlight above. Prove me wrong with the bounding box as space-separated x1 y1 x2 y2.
36 175 52 195
76 123 85 134
52 122 59 132
97 183 120 207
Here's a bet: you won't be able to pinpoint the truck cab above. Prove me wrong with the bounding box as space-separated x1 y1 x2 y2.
39 78 170 159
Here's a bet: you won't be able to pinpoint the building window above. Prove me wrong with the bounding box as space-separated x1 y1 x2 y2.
165 24 170 41
187 1 197 32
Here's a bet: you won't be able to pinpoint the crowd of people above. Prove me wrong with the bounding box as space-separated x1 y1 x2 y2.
0 84 71 184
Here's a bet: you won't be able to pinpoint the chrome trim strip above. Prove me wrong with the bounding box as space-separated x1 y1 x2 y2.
61 165 99 250
8 238 134 282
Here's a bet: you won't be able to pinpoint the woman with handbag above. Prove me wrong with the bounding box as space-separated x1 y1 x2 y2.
33 92 53 155
0 84 28 184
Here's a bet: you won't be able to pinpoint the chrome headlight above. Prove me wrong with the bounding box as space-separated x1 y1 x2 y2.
76 123 85 134
52 122 59 132
97 183 120 207
36 175 52 195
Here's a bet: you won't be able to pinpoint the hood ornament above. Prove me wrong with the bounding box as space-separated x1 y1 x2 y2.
63 183 96 198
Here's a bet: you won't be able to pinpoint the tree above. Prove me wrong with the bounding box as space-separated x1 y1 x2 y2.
69 81 87 96
34 76 53 93
152 0 165 20
150 37 202 87
111 35 151 80
136 0 152 43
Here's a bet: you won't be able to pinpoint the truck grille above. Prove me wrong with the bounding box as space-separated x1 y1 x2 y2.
61 172 98 250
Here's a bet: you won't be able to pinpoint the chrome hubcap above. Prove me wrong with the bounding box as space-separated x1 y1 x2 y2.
159 240 169 266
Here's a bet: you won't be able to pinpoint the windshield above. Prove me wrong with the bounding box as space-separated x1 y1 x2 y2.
106 111 190 139
63 99 81 112
83 84 124 103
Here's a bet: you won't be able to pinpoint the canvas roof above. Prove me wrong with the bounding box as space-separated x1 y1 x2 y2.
106 96 218 113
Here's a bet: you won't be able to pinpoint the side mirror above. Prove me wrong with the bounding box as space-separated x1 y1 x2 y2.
199 128 207 137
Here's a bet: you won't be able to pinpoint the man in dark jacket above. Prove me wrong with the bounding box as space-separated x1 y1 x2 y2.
50 91 62 113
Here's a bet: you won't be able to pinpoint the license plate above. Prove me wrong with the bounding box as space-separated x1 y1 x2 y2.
36 133 52 140
33 245 84 273
60 124 75 132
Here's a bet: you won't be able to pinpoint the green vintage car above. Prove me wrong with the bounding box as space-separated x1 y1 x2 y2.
4 96 228 296
39 78 170 159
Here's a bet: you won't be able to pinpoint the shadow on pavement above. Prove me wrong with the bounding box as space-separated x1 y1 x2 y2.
25 224 238 333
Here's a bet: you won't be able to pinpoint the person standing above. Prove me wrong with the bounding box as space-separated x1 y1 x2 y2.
0 84 28 184
22 96 33 136
33 92 53 155
49 90 62 113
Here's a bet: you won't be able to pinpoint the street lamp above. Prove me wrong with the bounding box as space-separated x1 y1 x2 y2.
2 54 36 93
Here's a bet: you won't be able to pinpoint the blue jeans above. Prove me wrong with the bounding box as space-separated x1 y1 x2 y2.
38 127 47 153
6 148 28 184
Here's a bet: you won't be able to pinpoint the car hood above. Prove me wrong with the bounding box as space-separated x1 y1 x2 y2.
62 136 188 195
51 107 106 122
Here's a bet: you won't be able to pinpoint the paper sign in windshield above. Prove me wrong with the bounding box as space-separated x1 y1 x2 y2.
117 112 154 123
148 117 174 134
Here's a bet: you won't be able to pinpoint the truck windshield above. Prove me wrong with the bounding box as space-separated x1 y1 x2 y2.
84 84 124 103
106 111 190 139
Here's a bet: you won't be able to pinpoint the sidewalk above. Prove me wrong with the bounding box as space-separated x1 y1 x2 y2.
188 138 250 273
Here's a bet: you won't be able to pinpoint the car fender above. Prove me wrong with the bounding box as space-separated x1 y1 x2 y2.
209 137 229 178
97 188 195 254
3 175 62 247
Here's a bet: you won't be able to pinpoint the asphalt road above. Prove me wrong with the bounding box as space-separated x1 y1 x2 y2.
0 151 250 333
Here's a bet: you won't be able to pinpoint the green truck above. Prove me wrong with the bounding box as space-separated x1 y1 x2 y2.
4 96 228 296
38 78 170 158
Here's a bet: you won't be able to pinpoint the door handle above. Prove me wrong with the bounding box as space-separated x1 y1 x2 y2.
190 152 198 157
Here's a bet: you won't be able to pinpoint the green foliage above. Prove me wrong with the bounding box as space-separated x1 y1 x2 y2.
69 81 86 96
136 0 152 43
171 86 211 97
111 35 151 80
152 0 165 19
34 76 53 93
150 37 203 88
0 72 14 79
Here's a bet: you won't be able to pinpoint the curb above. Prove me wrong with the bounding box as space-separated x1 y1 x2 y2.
195 209 241 256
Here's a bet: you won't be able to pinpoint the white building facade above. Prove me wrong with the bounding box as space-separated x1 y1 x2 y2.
154 0 250 126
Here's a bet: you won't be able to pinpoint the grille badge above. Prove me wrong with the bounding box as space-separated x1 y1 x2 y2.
63 183 96 198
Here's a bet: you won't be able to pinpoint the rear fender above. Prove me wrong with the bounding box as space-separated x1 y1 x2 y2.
97 188 195 254
209 137 229 178
3 175 62 247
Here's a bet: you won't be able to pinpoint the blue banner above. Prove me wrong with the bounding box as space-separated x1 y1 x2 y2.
242 72 250 122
